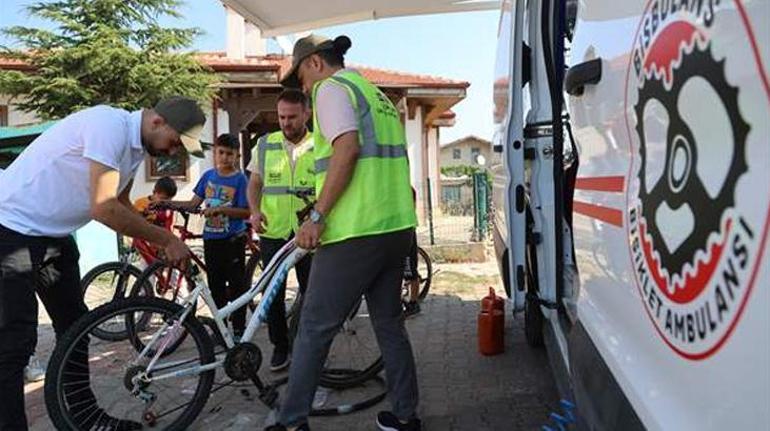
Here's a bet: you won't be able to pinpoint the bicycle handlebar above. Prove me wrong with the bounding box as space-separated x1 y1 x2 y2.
150 189 316 223
149 202 203 216
293 188 315 203
293 189 316 223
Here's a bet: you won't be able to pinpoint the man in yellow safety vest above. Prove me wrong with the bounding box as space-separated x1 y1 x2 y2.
265 34 421 431
247 89 315 372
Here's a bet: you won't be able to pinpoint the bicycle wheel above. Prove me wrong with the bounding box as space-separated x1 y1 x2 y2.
415 246 432 300
288 294 384 390
44 297 215 431
80 262 152 341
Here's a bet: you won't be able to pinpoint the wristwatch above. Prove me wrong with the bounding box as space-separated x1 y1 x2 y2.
309 208 325 224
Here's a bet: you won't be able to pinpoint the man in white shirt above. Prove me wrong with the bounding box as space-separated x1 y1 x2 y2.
0 96 204 430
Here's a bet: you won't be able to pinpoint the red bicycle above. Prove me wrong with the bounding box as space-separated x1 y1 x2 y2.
80 204 262 341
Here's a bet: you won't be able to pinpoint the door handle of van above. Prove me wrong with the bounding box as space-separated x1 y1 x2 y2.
565 58 602 96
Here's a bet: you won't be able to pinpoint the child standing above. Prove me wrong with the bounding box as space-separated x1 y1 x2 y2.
173 134 251 337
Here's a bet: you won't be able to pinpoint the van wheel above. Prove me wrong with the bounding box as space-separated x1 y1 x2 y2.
524 292 544 347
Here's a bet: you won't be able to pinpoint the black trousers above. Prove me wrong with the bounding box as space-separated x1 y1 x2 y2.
0 224 89 430
260 235 312 352
404 230 418 281
203 234 247 333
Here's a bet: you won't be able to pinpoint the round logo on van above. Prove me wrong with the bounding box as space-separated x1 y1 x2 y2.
624 0 769 359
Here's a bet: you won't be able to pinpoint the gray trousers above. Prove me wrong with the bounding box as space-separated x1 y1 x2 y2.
278 228 419 426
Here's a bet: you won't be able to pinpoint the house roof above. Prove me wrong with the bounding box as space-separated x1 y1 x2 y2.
438 110 456 120
0 52 469 90
0 56 35 71
195 52 469 89
441 135 491 148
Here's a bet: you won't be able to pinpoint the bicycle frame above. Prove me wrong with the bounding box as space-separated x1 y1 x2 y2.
134 238 309 381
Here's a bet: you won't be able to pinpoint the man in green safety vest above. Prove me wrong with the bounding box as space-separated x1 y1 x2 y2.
247 89 315 372
266 35 421 431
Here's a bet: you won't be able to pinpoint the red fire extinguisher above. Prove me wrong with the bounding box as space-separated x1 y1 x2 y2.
478 287 505 355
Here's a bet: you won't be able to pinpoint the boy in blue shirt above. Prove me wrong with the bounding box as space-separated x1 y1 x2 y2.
172 133 250 336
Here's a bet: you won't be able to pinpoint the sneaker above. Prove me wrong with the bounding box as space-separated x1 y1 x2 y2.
312 387 329 409
265 423 310 431
24 357 46 383
403 301 421 318
376 411 422 431
269 348 290 372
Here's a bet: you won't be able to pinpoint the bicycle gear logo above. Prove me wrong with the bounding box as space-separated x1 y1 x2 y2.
625 0 770 359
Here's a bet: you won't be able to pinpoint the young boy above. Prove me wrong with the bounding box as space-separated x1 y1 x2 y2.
172 134 251 336
134 176 178 230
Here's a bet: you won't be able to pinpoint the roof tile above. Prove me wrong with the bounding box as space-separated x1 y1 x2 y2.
0 52 469 89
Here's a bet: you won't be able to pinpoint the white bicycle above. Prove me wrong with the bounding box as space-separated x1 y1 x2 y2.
43 190 385 430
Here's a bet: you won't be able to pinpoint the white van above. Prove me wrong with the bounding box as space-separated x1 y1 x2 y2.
491 0 769 429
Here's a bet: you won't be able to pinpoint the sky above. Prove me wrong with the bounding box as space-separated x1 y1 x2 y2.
0 0 499 144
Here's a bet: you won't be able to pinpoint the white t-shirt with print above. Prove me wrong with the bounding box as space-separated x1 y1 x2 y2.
0 106 146 237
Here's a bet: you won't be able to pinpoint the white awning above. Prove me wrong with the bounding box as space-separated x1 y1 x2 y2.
221 0 500 37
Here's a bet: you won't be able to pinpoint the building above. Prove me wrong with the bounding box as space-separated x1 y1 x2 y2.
440 135 492 169
0 6 469 222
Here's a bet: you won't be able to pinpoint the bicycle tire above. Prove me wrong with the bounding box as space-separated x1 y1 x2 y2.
44 297 215 431
80 262 152 341
288 294 384 390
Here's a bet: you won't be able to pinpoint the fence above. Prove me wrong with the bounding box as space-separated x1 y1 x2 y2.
418 173 490 246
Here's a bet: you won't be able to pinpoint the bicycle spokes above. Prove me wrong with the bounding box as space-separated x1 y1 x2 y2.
324 299 381 378
52 299 215 430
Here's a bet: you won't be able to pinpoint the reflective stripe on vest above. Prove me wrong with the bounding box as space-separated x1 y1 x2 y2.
262 186 315 195
311 71 416 245
314 75 407 174
255 131 316 239
256 135 283 178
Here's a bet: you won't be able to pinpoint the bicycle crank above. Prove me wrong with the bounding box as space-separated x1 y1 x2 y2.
223 342 263 381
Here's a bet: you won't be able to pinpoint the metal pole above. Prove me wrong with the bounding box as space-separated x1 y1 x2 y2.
472 173 479 241
479 172 489 241
426 178 435 246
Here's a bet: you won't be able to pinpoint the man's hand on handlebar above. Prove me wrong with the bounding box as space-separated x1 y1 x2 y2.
296 218 323 249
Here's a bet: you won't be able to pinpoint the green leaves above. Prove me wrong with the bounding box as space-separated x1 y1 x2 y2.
441 164 487 177
0 0 217 120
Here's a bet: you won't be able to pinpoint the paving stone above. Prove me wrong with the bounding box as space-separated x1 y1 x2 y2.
26 264 558 431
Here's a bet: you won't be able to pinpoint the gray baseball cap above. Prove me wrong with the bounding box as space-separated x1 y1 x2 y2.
280 34 351 88
154 96 207 158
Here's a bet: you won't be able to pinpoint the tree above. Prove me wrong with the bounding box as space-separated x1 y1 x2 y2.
0 0 218 120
